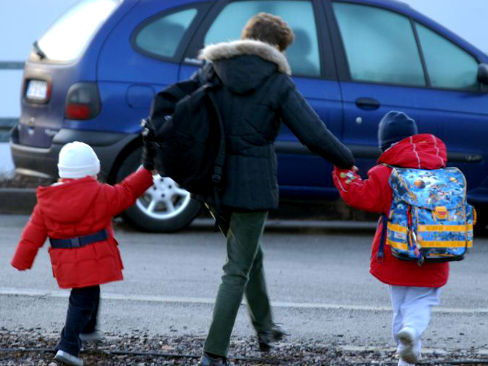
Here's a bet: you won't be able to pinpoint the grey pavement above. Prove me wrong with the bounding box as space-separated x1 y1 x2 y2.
0 214 487 353
0 188 36 214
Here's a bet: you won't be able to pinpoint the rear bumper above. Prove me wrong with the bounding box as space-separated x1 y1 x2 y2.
10 125 138 181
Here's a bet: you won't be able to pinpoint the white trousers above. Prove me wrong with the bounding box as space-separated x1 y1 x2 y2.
389 285 441 354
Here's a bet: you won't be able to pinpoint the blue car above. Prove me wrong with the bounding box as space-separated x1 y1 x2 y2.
11 0 488 232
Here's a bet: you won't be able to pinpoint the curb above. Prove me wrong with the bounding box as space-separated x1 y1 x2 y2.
0 188 36 214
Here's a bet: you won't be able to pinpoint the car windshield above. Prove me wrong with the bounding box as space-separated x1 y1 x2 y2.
36 0 121 62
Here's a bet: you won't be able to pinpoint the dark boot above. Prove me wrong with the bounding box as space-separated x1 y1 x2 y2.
198 352 233 366
258 323 288 352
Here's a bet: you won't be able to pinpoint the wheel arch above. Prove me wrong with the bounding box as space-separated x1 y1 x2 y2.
107 135 142 184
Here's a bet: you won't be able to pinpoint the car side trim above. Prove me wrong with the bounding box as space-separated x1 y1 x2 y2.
274 141 482 163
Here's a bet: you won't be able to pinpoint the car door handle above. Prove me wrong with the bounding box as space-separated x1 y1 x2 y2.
355 97 380 110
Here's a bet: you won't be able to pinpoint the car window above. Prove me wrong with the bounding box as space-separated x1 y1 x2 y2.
37 0 121 62
333 3 425 86
134 8 198 59
204 1 320 77
416 23 479 90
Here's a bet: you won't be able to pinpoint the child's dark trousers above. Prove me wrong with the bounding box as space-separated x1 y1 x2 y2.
57 285 100 356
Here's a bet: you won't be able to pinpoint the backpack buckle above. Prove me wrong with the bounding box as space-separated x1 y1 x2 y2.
434 206 448 220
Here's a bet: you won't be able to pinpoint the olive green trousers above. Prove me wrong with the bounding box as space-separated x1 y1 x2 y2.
204 209 273 357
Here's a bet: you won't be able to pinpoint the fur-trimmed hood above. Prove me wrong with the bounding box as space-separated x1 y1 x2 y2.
199 39 291 74
198 39 291 94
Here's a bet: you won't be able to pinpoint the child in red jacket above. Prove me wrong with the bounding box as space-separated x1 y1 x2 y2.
333 111 449 366
11 141 155 366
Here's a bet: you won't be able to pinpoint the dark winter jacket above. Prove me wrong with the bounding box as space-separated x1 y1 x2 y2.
196 39 354 210
332 134 449 287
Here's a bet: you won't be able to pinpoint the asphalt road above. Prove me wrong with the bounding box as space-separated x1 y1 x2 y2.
0 215 487 354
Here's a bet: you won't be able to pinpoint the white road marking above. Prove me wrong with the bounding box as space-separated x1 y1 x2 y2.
1 287 487 314
338 345 449 355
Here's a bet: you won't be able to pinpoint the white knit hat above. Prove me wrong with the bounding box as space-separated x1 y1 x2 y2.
58 141 100 179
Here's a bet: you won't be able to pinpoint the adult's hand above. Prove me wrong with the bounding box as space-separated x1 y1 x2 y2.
141 119 158 171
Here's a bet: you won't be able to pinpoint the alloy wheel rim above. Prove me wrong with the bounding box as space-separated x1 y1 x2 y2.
136 173 191 220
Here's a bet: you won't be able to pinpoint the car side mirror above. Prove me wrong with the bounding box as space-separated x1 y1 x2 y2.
477 63 488 85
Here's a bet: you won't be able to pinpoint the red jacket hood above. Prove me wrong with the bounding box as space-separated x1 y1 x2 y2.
36 177 101 224
377 134 447 169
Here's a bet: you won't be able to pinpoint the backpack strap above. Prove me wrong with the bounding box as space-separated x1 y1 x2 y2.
377 214 387 262
206 81 226 231
405 204 424 265
150 79 200 119
207 90 225 185
377 163 396 260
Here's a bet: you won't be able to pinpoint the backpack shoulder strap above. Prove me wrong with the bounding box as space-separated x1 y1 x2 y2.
150 62 219 119
204 77 226 230
150 79 200 119
206 85 225 185
377 214 388 261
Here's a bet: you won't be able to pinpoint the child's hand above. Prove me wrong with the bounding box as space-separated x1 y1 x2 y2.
338 166 359 184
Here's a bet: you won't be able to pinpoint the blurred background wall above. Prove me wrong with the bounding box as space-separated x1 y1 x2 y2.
0 0 78 175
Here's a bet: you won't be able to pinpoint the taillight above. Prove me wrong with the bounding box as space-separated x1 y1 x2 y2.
65 82 101 120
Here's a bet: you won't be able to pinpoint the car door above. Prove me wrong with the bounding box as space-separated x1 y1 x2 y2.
180 0 345 199
327 0 488 201
98 1 212 133
412 20 488 202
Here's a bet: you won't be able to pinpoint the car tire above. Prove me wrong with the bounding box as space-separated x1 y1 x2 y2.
115 147 202 232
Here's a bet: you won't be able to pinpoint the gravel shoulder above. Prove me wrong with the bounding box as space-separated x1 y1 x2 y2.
2 329 488 366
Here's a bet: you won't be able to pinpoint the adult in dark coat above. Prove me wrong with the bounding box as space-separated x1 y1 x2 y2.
190 13 355 366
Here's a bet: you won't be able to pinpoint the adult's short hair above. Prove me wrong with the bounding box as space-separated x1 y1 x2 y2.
241 12 295 52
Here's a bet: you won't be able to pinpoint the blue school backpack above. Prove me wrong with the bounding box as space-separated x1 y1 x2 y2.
379 167 475 265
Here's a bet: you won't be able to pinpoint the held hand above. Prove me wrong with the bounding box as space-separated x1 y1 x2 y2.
140 118 156 141
338 166 358 184
140 118 158 171
141 144 154 171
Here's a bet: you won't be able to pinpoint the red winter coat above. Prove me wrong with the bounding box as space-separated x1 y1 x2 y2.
332 134 449 287
11 168 153 289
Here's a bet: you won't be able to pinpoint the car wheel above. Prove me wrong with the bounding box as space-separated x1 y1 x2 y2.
115 147 201 232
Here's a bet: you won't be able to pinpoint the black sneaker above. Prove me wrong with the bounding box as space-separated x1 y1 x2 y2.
258 323 288 352
198 352 232 366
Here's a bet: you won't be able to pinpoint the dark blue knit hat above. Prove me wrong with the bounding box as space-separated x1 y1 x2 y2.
378 111 418 152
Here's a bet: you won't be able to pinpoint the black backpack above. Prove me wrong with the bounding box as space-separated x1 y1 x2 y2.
144 69 225 198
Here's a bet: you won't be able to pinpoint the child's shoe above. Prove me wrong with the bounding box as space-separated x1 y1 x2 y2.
398 359 415 366
79 329 104 342
397 327 419 364
54 350 84 366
